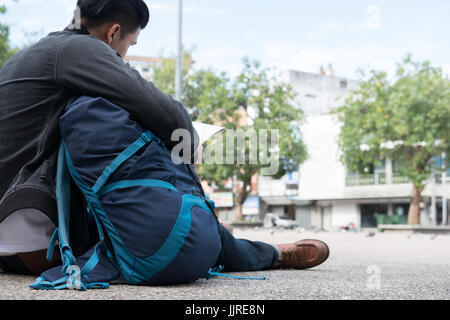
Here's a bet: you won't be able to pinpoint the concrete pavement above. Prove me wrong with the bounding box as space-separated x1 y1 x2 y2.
0 229 449 300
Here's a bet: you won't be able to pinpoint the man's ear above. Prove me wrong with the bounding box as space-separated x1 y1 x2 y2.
106 23 121 45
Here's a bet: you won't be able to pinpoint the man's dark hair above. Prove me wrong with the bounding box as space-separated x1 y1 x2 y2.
77 0 150 37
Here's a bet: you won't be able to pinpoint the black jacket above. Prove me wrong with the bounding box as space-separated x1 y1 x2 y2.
0 29 198 252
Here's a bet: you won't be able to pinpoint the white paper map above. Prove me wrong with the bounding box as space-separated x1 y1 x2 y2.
193 122 225 145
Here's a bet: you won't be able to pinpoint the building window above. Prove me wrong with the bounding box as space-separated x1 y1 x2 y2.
340 80 348 89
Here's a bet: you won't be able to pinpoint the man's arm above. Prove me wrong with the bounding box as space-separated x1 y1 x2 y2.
55 34 199 157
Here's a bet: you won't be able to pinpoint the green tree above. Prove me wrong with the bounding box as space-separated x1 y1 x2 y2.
194 58 307 221
0 4 18 67
151 50 194 98
332 55 450 225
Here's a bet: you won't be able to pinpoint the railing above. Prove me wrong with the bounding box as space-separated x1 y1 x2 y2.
346 173 412 186
434 173 450 184
346 173 386 186
392 173 410 184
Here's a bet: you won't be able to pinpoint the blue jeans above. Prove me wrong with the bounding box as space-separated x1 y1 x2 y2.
214 224 280 272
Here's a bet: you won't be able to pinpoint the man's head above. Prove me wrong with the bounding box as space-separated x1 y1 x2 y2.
76 0 149 58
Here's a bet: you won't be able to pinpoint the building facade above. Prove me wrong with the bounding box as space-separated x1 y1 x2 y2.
258 67 450 230
124 56 167 80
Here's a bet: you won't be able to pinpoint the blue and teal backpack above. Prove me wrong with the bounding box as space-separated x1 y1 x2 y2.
30 96 223 290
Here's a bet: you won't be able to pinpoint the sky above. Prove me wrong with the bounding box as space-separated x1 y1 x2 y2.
1 0 449 80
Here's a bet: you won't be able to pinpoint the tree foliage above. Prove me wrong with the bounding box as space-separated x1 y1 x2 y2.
0 4 18 68
332 55 450 224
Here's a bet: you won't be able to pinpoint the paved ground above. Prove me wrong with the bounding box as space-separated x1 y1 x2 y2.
1 228 449 300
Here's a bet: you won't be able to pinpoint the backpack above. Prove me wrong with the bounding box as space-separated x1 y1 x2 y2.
29 96 223 290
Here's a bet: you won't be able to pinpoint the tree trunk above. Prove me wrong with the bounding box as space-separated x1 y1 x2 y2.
407 184 422 225
235 202 244 222
234 179 250 222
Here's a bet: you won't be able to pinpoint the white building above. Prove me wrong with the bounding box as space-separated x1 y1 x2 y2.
258 67 450 230
124 56 166 80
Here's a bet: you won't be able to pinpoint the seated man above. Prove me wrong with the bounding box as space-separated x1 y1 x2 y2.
0 0 328 276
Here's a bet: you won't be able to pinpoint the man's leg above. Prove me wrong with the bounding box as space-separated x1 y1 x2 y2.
214 224 330 272
214 224 281 272
0 249 60 275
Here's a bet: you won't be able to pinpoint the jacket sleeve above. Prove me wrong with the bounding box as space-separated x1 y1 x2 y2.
55 34 199 159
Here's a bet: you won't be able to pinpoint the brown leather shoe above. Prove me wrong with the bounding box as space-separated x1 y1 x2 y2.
276 239 329 269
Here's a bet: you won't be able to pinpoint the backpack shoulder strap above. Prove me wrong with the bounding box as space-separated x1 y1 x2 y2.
31 143 110 290
46 142 76 270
